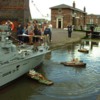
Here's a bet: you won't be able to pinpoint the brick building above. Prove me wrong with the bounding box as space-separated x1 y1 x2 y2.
50 1 87 29
86 14 100 26
0 0 31 31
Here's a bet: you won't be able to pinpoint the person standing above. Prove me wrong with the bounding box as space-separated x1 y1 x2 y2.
16 23 24 41
33 26 42 42
27 22 34 44
5 20 14 39
44 25 52 42
48 22 52 41
90 25 95 33
5 20 14 31
67 24 72 38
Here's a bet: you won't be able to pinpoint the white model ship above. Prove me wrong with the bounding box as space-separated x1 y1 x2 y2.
0 25 50 87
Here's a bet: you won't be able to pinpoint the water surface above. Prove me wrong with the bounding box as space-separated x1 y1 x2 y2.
0 40 100 100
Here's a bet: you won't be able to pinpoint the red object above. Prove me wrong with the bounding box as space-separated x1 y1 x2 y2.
10 22 14 31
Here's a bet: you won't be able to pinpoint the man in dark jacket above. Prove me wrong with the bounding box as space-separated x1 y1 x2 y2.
67 25 72 38
90 25 95 33
16 23 24 41
44 26 52 42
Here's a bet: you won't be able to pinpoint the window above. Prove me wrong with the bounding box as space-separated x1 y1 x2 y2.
58 9 62 14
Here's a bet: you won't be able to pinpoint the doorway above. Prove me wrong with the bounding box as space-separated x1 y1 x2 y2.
58 19 61 28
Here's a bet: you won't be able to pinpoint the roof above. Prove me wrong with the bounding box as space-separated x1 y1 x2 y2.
50 4 72 9
50 4 86 14
87 14 100 16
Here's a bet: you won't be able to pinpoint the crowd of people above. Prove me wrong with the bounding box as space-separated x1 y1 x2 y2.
3 20 52 44
16 20 52 44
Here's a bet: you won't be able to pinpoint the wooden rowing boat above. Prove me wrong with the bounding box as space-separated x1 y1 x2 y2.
27 70 53 85
61 62 86 67
78 48 89 53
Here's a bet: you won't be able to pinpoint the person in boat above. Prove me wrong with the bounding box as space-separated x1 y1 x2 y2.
80 41 84 49
79 48 88 52
30 70 46 80
70 58 82 64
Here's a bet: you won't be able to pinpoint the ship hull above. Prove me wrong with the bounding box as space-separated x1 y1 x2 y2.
0 53 45 87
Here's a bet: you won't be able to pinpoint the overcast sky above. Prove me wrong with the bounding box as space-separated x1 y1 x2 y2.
29 0 100 19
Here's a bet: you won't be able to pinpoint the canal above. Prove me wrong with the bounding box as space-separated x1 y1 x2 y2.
0 39 100 100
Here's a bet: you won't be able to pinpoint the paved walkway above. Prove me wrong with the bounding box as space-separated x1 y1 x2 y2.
50 28 86 49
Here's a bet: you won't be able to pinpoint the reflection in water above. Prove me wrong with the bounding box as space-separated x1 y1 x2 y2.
0 40 100 100
43 40 100 99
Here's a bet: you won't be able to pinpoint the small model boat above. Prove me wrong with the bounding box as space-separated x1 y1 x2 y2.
61 62 86 67
27 70 53 85
61 58 86 67
78 48 89 53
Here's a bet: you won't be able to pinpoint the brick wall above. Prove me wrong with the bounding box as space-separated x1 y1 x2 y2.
51 8 86 29
0 0 31 31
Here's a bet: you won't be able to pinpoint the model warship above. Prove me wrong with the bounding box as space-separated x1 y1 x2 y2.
0 25 50 87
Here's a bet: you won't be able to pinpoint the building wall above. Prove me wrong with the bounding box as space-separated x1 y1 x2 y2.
63 9 72 27
51 9 57 28
51 8 72 28
0 0 31 31
86 15 100 26
51 8 86 29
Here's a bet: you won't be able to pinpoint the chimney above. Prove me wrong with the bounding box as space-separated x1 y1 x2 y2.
84 6 86 12
73 1 75 8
